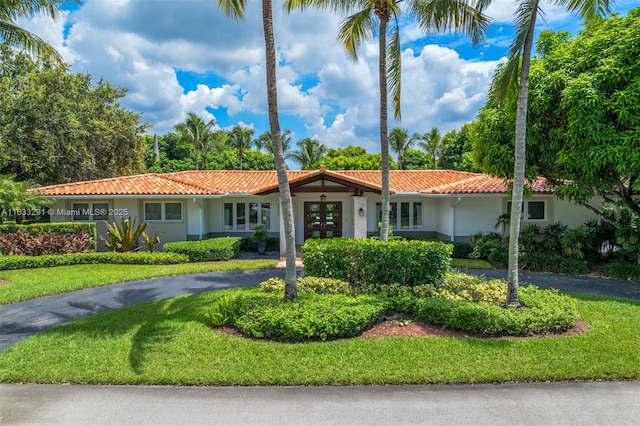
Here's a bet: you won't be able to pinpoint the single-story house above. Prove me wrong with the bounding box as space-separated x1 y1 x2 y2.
36 169 598 253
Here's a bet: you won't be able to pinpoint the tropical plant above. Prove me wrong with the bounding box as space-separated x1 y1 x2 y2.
255 129 293 155
142 231 161 253
0 178 52 224
203 295 234 328
494 213 510 237
388 127 413 170
491 0 612 307
287 0 490 242
215 0 298 301
287 137 327 170
0 0 66 63
174 112 216 170
416 127 442 169
101 217 148 252
227 124 255 170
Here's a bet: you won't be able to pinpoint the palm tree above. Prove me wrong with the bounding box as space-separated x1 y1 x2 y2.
388 127 413 170
174 112 215 170
0 0 66 63
255 129 293 156
492 0 611 307
287 138 327 170
215 0 298 301
0 178 52 224
287 0 490 241
416 127 442 169
227 125 255 170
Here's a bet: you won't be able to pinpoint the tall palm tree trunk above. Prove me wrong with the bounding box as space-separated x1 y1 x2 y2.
507 3 538 308
262 0 297 301
379 18 390 242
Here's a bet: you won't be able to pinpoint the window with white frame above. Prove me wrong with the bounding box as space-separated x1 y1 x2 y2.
376 201 423 230
506 200 546 221
72 202 109 221
144 202 182 221
223 202 271 231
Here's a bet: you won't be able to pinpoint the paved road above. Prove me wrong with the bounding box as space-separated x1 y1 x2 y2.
0 266 637 352
1 381 639 425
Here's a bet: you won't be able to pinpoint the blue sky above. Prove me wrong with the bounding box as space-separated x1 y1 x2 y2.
23 0 637 158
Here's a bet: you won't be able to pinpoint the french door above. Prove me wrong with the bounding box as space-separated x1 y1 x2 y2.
304 201 342 240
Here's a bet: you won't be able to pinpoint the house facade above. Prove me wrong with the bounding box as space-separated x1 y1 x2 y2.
37 169 598 253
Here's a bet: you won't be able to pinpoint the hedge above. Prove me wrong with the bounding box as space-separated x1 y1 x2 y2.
0 252 189 270
302 238 452 291
163 237 241 262
0 222 97 246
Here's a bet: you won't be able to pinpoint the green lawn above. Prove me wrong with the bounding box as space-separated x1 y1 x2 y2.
450 258 492 269
0 260 278 305
1 289 638 385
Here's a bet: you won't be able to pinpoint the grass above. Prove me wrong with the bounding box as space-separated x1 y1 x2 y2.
0 259 278 305
1 289 638 385
450 258 492 269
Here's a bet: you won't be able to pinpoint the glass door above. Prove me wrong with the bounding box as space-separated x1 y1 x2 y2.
304 201 342 240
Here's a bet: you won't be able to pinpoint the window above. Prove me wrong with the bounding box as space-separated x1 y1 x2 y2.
507 200 546 221
376 201 424 230
72 202 108 221
223 202 270 231
144 202 182 221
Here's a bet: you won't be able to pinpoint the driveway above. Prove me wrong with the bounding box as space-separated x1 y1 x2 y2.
0 266 637 352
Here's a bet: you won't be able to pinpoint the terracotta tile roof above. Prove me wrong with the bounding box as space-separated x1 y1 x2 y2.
36 170 554 196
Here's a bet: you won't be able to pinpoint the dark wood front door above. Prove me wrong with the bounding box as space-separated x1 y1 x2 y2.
304 201 342 240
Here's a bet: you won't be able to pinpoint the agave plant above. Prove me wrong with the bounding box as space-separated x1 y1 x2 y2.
101 217 147 252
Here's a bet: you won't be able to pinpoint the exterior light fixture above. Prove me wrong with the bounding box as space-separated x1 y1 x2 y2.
358 207 365 217
320 194 326 203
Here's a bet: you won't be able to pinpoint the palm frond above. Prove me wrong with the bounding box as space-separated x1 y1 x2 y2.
386 21 402 121
338 7 376 61
214 0 247 21
553 0 612 20
411 0 491 46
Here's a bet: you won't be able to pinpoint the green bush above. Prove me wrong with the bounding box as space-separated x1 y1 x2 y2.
302 238 452 291
0 222 97 249
451 241 473 258
0 251 189 270
598 261 640 282
259 276 352 295
163 237 241 262
414 285 579 336
229 292 387 341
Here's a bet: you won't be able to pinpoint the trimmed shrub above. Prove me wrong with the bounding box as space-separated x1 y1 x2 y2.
0 222 97 246
414 285 579 336
163 237 241 262
259 277 352 295
451 241 473 258
0 251 189 270
229 292 387 341
302 238 452 291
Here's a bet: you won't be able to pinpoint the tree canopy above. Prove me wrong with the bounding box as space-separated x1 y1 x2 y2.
472 9 640 218
321 146 398 170
0 45 148 185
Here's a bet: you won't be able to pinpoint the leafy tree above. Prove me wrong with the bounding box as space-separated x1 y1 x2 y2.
0 177 52 223
438 124 477 171
388 127 413 170
321 146 398 170
216 0 297 301
401 148 432 170
174 112 216 170
209 149 276 170
287 138 327 169
487 0 612 307
0 0 67 63
144 133 195 172
287 0 489 242
0 46 148 185
416 127 442 169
